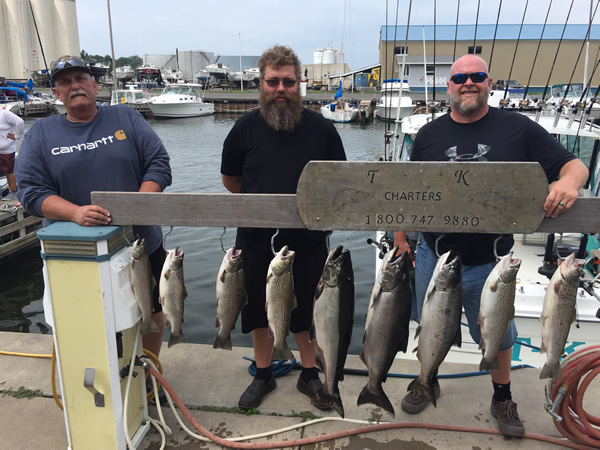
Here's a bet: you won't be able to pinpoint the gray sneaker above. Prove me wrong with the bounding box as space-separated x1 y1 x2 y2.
2 191 17 201
401 380 441 414
490 398 525 437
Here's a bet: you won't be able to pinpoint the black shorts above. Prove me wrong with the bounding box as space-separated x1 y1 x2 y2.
240 240 328 334
149 245 167 314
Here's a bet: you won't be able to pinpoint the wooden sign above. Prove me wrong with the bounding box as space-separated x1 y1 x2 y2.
296 161 549 233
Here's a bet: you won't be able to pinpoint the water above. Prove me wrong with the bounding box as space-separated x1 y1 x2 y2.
0 114 391 354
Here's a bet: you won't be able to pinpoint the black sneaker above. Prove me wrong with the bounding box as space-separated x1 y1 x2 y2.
491 398 525 437
296 375 333 410
400 380 441 414
238 377 276 410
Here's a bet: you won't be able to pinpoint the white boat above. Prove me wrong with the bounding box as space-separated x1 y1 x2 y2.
544 83 600 121
148 83 214 119
195 69 209 85
376 109 600 369
228 70 256 88
115 65 135 81
206 63 229 83
162 67 184 83
376 79 416 121
321 98 360 123
110 87 148 106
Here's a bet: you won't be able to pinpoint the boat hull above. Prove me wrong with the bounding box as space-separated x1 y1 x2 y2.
376 105 416 121
148 101 215 118
321 104 359 123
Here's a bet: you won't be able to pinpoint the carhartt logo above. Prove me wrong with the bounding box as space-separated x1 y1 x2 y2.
51 134 117 155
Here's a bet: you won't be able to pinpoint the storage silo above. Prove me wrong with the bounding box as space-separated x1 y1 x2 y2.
335 50 343 65
53 0 81 58
4 0 28 79
313 48 324 65
0 3 13 76
323 49 336 65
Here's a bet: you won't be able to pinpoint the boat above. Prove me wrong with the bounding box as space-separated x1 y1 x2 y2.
195 69 209 86
227 71 255 88
376 78 416 121
206 63 229 83
110 87 148 106
148 83 214 118
162 67 184 84
320 89 360 123
137 63 161 80
88 62 109 82
372 104 600 369
115 65 135 82
544 83 600 121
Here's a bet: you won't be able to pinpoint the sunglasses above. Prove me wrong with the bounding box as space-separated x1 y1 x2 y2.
263 78 297 88
449 72 488 84
51 58 87 74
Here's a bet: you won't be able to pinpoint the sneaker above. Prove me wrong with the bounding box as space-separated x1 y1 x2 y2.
401 380 441 414
238 376 276 410
297 375 333 410
2 191 17 201
490 398 525 437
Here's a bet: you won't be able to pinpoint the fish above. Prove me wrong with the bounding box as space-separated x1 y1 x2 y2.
408 250 462 407
358 247 412 418
130 237 160 335
478 253 521 372
539 252 584 380
159 247 188 348
310 245 355 418
214 247 247 350
265 245 297 361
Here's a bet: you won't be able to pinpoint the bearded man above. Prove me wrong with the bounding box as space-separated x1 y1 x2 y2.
221 45 347 410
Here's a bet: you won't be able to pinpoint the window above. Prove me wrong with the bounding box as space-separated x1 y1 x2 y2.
394 46 408 55
468 46 482 54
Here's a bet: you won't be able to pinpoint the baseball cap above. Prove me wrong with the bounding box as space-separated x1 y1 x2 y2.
50 56 92 82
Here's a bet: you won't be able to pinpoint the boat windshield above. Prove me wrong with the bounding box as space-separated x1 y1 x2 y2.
162 85 200 96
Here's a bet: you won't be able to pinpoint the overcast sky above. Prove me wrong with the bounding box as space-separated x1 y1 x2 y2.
75 0 597 70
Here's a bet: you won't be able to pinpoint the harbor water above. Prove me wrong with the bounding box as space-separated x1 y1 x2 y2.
0 114 394 354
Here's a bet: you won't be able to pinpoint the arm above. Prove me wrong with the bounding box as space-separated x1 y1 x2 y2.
543 158 589 218
6 111 24 140
222 175 242 193
394 231 412 258
40 195 111 226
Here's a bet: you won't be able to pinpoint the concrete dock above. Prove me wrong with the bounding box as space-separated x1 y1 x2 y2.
1 331 595 449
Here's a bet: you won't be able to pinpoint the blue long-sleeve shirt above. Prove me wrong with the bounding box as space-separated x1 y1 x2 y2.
15 105 172 253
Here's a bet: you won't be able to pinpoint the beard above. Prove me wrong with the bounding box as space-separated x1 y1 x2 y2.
259 89 304 132
449 87 489 116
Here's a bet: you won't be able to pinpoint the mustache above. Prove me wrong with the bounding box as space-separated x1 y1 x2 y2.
69 90 88 99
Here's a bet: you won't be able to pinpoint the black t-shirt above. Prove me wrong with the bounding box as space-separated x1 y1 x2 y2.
221 108 347 250
410 107 576 265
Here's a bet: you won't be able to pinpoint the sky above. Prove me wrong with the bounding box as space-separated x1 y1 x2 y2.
75 0 597 70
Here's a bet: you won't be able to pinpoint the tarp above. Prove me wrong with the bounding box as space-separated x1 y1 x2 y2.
334 81 343 100
0 87 28 103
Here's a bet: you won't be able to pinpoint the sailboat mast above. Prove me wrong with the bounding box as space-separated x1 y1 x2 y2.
239 31 244 91
107 0 118 87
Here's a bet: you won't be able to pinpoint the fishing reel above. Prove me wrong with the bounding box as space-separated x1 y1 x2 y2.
367 231 395 259
537 233 589 280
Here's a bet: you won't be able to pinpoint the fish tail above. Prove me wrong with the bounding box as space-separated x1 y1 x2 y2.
408 377 437 408
331 393 345 418
213 333 232 351
540 362 562 380
140 317 160 335
479 356 499 372
357 384 395 418
272 343 294 361
168 330 185 348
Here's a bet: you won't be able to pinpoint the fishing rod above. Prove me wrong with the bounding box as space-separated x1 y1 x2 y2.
452 0 460 61
384 0 401 141
555 0 599 128
487 0 503 73
29 2 51 87
583 83 600 131
432 0 437 107
576 56 600 128
520 0 553 112
500 0 529 107
536 0 575 123
473 0 480 49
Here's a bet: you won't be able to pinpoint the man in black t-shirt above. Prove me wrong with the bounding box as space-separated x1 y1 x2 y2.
221 45 347 411
395 54 588 437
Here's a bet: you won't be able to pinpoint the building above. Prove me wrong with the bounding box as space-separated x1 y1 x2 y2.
380 24 600 93
0 0 80 81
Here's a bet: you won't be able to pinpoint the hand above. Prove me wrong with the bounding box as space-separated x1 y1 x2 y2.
6 133 15 140
393 231 413 260
72 205 111 226
543 178 578 218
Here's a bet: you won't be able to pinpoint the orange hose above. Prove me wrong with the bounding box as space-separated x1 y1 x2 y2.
147 366 589 449
551 345 600 447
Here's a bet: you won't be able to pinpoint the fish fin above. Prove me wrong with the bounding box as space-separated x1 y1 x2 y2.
479 356 499 372
314 278 324 299
183 285 188 300
164 268 171 281
452 327 462 348
140 318 160 335
215 317 220 328
478 336 485 351
540 338 547 354
267 323 273 338
242 292 248 307
315 353 325 372
219 269 227 284
213 333 232 351
292 294 298 311
540 362 562 380
553 281 560 294
478 313 484 326
571 307 577 324
414 324 421 339
151 275 157 290
159 295 165 306
272 344 294 361
407 378 437 408
489 279 498 293
510 304 515 320
398 333 409 354
168 330 185 348
359 351 366 366
308 324 316 343
357 385 395 418
331 394 345 419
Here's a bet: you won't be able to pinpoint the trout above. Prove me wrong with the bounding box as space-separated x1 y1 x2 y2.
130 237 160 335
214 247 246 350
159 247 188 348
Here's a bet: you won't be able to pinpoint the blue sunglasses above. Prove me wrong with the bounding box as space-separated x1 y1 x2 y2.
449 72 488 84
